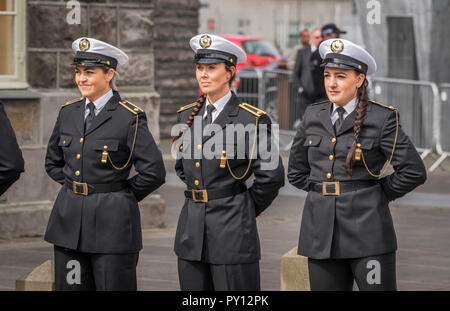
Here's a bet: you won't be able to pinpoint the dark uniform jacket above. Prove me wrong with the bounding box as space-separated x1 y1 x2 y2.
288 100 427 259
292 47 315 100
0 102 24 196
174 92 285 264
45 91 166 253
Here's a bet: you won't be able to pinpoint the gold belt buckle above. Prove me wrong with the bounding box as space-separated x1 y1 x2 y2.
322 181 340 196
192 189 208 203
73 181 88 196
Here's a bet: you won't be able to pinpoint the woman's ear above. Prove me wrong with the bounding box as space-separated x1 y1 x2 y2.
106 68 115 83
356 73 365 88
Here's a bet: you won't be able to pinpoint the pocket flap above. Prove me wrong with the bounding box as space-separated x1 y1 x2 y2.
92 140 119 151
347 138 374 149
58 135 72 147
304 135 322 147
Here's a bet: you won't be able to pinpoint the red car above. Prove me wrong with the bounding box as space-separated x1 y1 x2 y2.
219 34 280 71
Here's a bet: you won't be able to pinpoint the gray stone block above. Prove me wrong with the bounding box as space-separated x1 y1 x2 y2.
280 247 310 291
118 51 154 87
0 203 52 238
89 7 118 45
16 260 54 291
27 5 88 49
119 9 154 49
27 52 58 89
3 148 61 204
3 100 40 146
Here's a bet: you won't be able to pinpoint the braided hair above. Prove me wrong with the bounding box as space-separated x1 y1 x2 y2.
171 93 207 143
344 78 369 175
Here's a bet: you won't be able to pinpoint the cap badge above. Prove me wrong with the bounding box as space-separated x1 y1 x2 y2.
79 39 90 51
199 35 212 49
331 40 344 53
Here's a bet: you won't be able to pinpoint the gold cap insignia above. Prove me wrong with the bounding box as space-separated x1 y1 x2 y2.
199 35 212 49
79 39 90 51
331 40 344 53
229 58 233 63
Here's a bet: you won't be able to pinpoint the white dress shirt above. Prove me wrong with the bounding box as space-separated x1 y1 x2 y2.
330 97 358 125
84 88 114 120
202 91 232 123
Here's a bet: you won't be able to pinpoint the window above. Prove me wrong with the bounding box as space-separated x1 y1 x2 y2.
0 0 27 89
242 40 279 57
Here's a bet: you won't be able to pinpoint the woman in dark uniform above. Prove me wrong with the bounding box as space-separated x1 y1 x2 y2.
288 38 427 291
172 34 285 291
45 38 166 291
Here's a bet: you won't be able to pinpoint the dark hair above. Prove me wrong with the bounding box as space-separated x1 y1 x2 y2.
225 63 236 87
171 93 207 143
171 63 235 143
100 66 117 91
344 78 369 175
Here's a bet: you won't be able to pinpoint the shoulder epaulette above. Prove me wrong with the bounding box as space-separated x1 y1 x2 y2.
311 100 330 105
177 102 197 113
62 97 84 107
239 102 267 117
369 100 396 111
119 100 142 115
123 99 144 112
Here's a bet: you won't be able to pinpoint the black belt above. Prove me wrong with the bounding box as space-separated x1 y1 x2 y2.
311 180 378 196
184 184 247 203
65 179 128 196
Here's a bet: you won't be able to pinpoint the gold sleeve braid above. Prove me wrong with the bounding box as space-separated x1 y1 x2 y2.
107 101 141 171
226 103 266 180
361 106 399 178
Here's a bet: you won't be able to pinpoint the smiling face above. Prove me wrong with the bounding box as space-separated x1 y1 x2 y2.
75 66 115 102
324 67 365 106
196 62 235 103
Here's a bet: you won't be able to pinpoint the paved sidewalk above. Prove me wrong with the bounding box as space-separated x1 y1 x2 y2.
1 138 449 290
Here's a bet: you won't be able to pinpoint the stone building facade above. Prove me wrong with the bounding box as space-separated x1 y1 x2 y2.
0 0 200 238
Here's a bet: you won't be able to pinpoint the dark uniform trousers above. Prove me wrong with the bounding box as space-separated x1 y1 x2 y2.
288 100 426 291
54 246 139 291
308 252 396 291
174 92 285 291
178 259 260 291
45 92 166 291
0 102 24 196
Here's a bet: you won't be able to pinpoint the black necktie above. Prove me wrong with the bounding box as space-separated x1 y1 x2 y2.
85 102 96 131
334 107 346 133
203 104 216 132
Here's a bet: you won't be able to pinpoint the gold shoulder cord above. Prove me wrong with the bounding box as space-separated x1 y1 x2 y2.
108 102 140 171
226 103 265 180
360 108 399 178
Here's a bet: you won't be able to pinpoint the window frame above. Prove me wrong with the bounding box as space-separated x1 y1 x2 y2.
0 0 28 89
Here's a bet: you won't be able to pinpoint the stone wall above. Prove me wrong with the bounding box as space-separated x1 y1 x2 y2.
0 0 190 238
153 0 200 138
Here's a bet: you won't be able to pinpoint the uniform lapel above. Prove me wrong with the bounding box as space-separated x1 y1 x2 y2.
74 99 86 136
317 102 335 136
84 91 120 136
202 92 239 144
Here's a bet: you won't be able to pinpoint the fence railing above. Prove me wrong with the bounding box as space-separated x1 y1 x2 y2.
235 69 448 171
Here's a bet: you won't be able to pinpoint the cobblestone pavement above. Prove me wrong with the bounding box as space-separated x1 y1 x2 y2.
1 139 449 291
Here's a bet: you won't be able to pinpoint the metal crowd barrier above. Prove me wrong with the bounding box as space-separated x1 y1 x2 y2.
429 83 450 171
235 69 448 170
